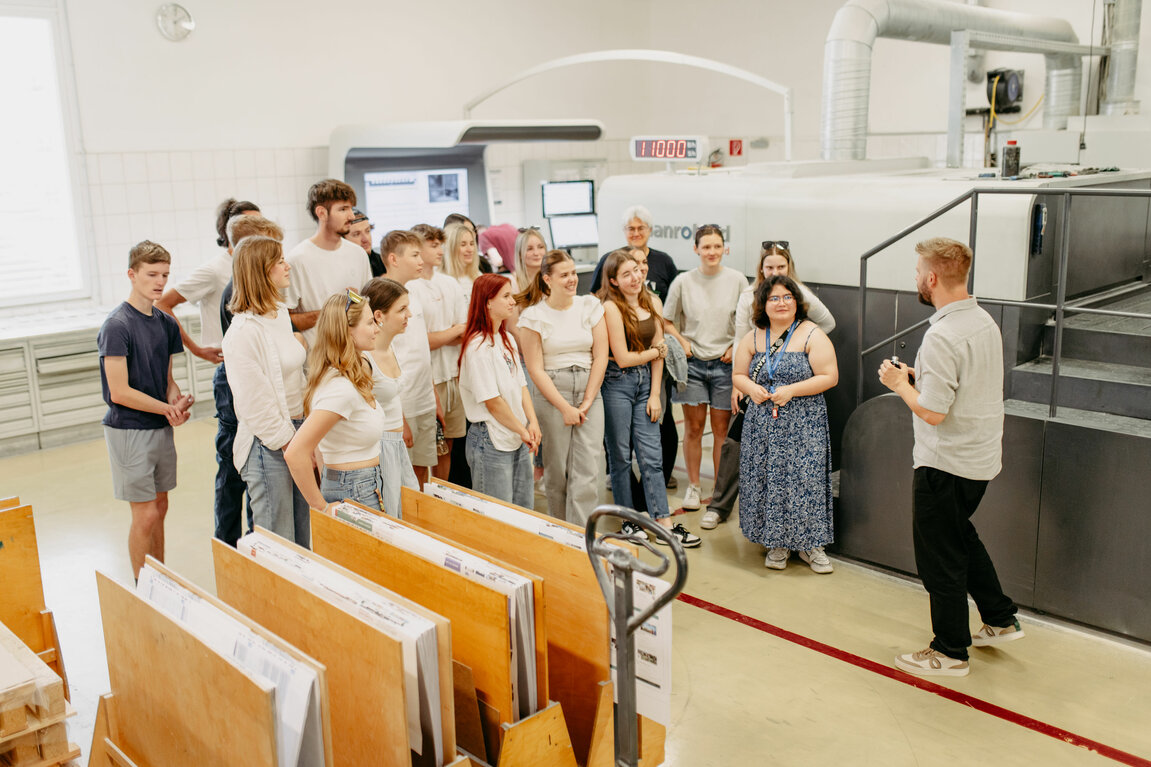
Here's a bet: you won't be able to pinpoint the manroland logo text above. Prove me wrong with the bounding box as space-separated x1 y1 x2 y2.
650 224 731 241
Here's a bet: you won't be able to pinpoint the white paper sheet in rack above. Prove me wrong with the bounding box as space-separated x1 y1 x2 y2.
422 480 673 725
236 532 444 766
331 502 538 720
136 565 325 767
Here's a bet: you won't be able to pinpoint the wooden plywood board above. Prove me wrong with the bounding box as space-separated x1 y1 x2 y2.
212 538 413 767
142 559 336 767
95 572 278 767
0 506 47 655
402 485 615 760
310 508 521 728
320 504 549 713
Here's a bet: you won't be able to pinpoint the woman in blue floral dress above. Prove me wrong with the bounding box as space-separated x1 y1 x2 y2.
732 275 839 572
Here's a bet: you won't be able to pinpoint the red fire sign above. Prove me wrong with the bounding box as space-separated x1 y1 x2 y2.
729 139 743 157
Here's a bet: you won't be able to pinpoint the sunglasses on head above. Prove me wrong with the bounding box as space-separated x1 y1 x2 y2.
762 240 790 251
344 289 364 313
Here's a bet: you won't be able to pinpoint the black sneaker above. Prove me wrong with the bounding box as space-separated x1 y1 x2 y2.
655 523 701 548
620 521 648 541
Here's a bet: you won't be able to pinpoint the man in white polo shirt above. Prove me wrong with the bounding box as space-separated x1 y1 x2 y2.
880 236 1022 678
287 179 371 346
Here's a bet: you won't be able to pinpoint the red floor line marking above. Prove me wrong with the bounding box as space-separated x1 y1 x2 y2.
677 592 1151 767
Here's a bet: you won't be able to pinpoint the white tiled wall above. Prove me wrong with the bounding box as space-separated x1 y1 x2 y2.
83 147 329 306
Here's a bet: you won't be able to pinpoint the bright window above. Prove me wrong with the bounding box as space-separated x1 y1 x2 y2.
0 5 86 306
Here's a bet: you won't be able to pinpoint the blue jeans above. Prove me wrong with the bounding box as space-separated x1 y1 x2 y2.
465 422 533 508
601 361 670 520
240 418 310 548
213 363 250 546
321 465 386 512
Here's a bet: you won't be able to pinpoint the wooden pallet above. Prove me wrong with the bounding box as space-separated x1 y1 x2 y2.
0 622 75 767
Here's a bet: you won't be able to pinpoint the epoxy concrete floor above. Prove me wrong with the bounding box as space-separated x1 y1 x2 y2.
4 418 1150 766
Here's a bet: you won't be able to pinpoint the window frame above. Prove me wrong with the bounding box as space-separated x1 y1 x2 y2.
0 0 93 309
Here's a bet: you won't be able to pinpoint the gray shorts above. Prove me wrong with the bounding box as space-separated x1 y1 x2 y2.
104 426 177 502
673 356 734 410
406 409 437 468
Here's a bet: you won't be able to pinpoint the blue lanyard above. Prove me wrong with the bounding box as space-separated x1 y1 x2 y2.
763 321 799 393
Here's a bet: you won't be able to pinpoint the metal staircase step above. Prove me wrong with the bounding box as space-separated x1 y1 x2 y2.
1010 356 1151 420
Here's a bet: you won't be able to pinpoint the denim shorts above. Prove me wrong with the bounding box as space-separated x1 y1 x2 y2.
320 464 386 512
672 356 733 410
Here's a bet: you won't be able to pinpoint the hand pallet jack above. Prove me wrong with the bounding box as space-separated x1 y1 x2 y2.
586 505 688 767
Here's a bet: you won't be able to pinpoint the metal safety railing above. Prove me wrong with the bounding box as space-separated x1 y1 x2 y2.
856 186 1151 417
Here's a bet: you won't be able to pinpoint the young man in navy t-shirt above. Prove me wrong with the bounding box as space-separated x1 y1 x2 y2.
98 240 194 579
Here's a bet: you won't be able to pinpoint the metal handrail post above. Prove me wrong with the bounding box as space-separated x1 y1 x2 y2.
1049 193 1073 418
857 257 868 404
968 191 980 292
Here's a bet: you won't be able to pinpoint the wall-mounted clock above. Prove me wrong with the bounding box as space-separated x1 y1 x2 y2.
156 4 195 42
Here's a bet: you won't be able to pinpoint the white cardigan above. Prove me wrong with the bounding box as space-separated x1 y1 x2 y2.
221 310 302 471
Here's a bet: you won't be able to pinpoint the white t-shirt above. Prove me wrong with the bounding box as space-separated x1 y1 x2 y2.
517 295 604 370
310 369 385 464
459 334 528 452
663 267 749 360
175 251 232 348
285 237 372 345
367 352 405 431
409 272 466 383
391 286 436 416
455 275 475 314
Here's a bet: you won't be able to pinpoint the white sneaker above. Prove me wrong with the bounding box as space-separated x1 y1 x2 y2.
798 547 833 574
765 547 789 569
700 510 721 530
682 484 702 510
972 619 1025 647
894 648 969 677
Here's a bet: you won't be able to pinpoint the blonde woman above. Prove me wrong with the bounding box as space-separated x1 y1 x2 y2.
513 227 547 293
285 292 385 513
222 235 309 545
442 222 482 309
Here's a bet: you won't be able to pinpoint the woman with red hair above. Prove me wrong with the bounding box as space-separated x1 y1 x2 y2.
458 274 542 506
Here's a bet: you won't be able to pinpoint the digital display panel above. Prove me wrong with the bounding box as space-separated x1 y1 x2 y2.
362 168 469 233
630 135 705 162
542 180 594 217
548 213 599 249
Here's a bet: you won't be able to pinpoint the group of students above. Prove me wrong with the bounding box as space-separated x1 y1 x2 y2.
97 180 842 579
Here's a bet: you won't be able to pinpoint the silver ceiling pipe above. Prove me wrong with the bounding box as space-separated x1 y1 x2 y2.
1101 0 1142 115
821 0 1082 160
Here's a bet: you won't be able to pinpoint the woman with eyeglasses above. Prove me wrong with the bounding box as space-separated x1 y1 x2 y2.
361 277 419 518
702 241 836 533
285 290 386 515
518 250 608 525
458 274 542 507
598 250 701 548
732 275 838 573
222 235 310 546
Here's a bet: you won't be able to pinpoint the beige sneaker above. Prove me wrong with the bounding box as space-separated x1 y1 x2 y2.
764 547 789 569
972 619 1025 647
798 547 833 574
894 648 969 677
700 510 721 529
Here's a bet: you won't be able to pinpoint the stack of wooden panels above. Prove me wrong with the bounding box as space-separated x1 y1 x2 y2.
0 623 78 766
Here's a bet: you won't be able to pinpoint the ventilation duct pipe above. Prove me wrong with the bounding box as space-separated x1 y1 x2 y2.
1101 0 1142 115
821 0 1082 160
